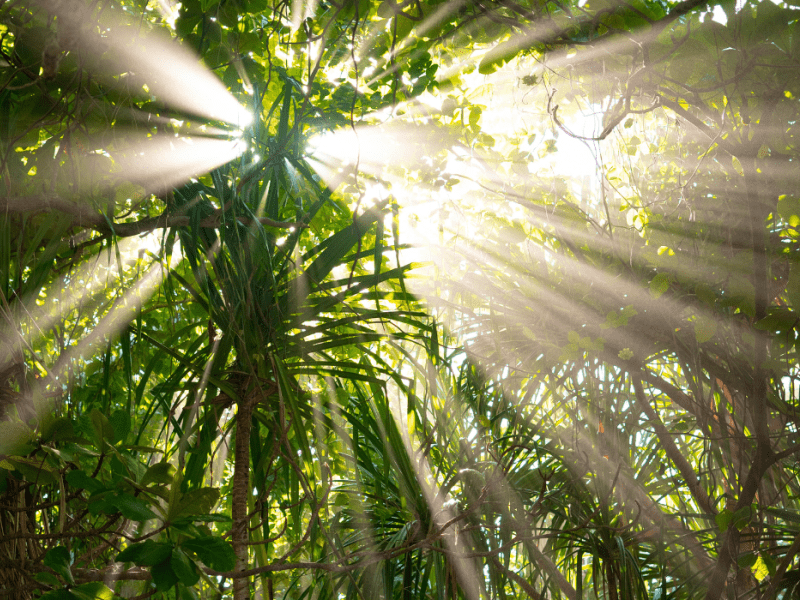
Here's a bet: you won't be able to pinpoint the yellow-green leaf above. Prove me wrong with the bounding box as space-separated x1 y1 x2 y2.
732 156 744 177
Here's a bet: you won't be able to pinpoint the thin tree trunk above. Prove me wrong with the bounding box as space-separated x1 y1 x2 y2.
704 158 776 600
232 395 253 600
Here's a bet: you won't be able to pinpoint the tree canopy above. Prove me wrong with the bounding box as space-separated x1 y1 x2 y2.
1 0 799 599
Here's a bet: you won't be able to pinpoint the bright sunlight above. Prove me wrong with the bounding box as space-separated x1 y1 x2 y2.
1 2 798 600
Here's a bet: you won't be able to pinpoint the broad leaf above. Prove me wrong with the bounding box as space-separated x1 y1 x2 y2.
42 546 73 584
182 537 236 572
116 541 173 566
170 548 200 586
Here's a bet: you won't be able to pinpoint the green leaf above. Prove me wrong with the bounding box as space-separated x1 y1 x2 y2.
151 560 179 591
169 487 220 520
0 421 34 455
778 195 800 222
693 316 716 343
649 273 671 298
182 537 236 571
116 541 173 566
114 182 146 206
70 582 114 600
39 589 77 600
6 457 57 485
141 462 176 487
41 416 75 442
176 583 199 600
303 203 386 287
733 504 756 530
715 509 733 532
110 493 157 522
695 283 716 306
65 470 104 494
376 0 398 17
34 571 63 588
754 308 797 333
87 492 116 516
759 552 777 576
737 552 757 569
109 410 131 444
43 546 73 585
618 347 634 360
170 548 200 586
478 38 523 74
89 409 114 449
731 155 744 177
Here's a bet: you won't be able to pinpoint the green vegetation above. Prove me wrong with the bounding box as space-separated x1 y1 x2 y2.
0 0 799 598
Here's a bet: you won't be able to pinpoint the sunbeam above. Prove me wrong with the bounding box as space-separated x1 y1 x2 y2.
39 0 252 128
109 133 248 193
301 31 800 585
0 233 170 378
50 254 173 384
4 0 800 597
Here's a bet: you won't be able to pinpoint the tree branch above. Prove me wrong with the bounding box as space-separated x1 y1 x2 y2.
73 567 152 582
1 195 305 238
632 374 714 515
489 556 542 599
764 531 800 599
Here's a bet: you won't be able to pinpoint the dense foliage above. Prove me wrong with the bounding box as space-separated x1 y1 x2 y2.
1 0 799 599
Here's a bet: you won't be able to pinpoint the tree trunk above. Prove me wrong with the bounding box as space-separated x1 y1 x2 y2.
232 395 253 600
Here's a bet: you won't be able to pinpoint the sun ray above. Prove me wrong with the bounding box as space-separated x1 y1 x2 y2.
387 372 487 600
0 233 169 378
49 255 172 385
108 132 248 194
40 0 251 127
